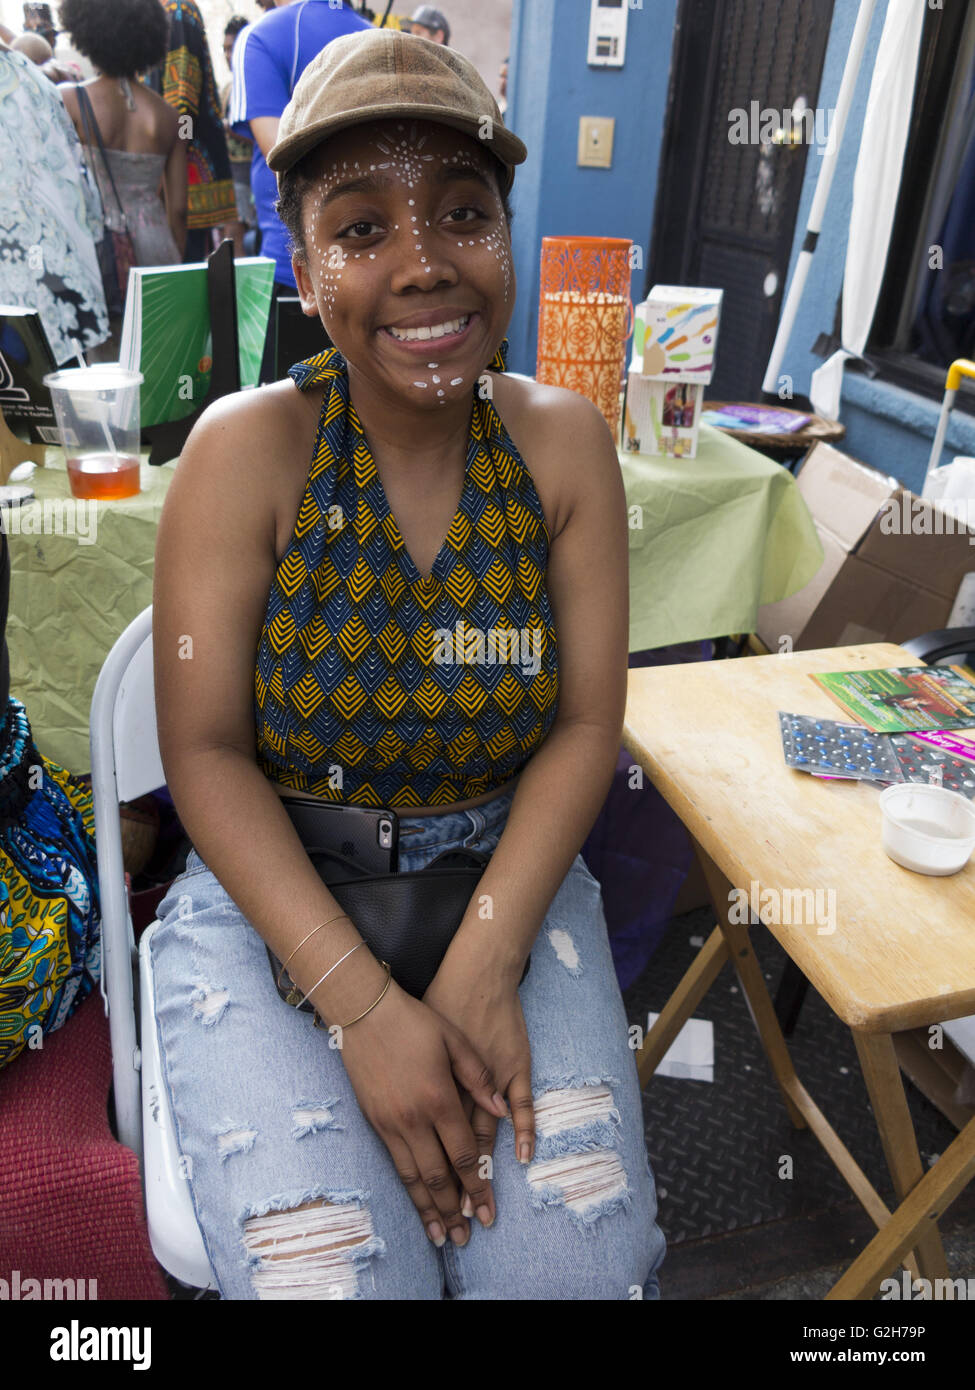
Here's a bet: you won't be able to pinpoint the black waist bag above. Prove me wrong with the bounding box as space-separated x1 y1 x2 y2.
268 835 529 1007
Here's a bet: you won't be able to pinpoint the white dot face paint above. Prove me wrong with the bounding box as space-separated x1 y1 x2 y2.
300 120 513 402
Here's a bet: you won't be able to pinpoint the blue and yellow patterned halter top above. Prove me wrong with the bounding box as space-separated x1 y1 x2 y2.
254 340 560 808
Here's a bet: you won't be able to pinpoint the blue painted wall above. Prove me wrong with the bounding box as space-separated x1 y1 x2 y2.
505 0 678 375
776 0 975 490
507 0 975 489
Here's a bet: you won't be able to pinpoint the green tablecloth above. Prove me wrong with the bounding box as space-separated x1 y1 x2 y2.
8 455 175 774
9 425 821 772
624 423 822 652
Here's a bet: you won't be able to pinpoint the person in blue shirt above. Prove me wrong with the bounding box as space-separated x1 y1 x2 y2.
228 0 371 303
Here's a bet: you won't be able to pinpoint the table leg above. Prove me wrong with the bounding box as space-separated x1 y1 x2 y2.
695 843 807 1130
851 1030 950 1283
773 957 810 1037
827 1114 975 1300
634 923 729 1088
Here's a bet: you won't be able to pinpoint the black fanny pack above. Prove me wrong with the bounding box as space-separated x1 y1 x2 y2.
268 800 529 1008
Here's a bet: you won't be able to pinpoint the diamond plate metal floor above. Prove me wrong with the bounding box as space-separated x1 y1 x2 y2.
623 906 975 1298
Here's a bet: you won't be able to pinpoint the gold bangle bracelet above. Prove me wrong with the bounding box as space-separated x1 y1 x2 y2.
277 911 352 988
294 941 365 1010
332 961 392 1030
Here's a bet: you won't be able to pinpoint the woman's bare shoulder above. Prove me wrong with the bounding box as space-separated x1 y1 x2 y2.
167 380 320 542
140 81 180 135
181 378 317 458
57 80 80 118
488 371 621 539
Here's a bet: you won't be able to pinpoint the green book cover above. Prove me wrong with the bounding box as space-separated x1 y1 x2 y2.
811 666 975 733
120 257 275 427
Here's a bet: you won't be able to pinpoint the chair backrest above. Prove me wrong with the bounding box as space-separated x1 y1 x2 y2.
899 626 975 665
89 605 162 1160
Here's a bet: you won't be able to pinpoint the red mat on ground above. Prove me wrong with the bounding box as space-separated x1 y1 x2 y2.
0 992 168 1300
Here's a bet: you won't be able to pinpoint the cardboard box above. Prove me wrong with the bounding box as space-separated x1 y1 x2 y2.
631 286 723 384
756 442 975 652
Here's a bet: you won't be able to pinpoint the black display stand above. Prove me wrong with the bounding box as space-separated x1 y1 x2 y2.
274 296 330 380
144 239 241 466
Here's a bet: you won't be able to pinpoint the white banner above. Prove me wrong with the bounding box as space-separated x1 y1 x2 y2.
811 0 925 418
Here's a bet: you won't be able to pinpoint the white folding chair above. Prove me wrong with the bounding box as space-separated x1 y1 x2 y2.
90 604 217 1291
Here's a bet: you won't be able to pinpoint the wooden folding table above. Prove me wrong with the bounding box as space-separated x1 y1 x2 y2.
624 643 975 1299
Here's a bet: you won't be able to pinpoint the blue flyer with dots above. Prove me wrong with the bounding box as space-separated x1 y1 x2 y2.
778 713 903 781
778 712 975 799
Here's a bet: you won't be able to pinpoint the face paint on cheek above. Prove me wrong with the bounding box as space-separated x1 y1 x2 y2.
303 162 347 318
308 126 501 398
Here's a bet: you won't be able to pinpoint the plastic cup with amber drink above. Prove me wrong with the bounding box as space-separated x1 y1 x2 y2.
43 366 144 500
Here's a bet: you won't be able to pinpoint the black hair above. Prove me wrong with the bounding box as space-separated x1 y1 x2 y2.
277 145 514 266
58 0 168 78
225 15 248 38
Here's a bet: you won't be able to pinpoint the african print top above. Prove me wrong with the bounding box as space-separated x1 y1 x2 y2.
147 0 236 230
254 340 560 808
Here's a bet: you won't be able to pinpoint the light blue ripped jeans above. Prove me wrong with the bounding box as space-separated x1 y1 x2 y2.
150 788 667 1299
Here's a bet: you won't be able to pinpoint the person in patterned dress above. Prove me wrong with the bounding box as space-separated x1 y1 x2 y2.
0 528 100 1072
148 28 666 1299
146 0 236 261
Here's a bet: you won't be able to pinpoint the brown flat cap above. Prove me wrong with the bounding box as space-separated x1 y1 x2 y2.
267 27 527 192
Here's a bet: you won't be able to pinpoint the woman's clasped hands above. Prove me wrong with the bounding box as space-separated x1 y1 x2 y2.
338 954 535 1249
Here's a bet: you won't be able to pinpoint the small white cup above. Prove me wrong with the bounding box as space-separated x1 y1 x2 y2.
879 783 975 876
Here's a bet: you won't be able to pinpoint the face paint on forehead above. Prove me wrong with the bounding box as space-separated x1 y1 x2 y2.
304 124 511 400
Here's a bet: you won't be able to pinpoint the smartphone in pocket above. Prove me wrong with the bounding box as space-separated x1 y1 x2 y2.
279 797 399 874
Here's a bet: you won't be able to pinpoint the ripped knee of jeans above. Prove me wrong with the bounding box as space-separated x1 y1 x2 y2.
524 1081 629 1225
240 1191 385 1300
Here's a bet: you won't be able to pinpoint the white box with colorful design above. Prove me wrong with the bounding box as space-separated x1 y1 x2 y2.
630 286 723 385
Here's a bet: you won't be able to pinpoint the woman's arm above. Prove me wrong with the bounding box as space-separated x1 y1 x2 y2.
57 82 83 141
422 386 630 1159
153 393 379 1015
154 394 505 1245
248 115 280 160
161 117 188 257
56 83 105 244
439 386 628 973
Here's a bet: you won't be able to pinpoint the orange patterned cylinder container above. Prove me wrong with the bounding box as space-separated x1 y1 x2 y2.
536 236 633 439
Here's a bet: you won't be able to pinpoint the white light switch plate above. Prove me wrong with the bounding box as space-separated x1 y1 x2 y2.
578 116 615 168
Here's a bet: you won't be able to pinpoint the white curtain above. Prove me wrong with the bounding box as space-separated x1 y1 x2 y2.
810 0 926 419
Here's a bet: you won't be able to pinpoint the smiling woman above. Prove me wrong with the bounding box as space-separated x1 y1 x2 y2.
149 26 666 1301
281 122 515 414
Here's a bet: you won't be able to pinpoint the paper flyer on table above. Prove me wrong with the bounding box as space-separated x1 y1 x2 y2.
811 666 975 733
